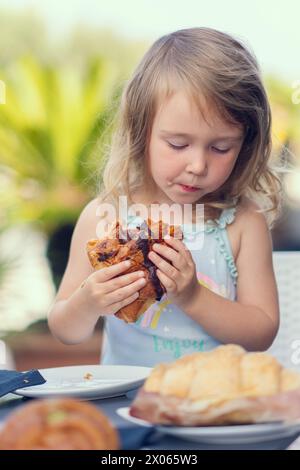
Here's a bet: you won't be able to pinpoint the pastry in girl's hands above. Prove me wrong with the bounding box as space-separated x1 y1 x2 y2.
0 398 119 450
130 344 300 426
86 218 183 323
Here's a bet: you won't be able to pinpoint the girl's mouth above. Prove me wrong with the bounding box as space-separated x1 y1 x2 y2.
178 184 200 192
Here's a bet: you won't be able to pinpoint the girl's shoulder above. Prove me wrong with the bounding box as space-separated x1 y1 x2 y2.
233 196 270 238
75 196 107 243
234 196 266 226
79 197 102 227
83 196 122 239
233 196 270 258
225 196 268 263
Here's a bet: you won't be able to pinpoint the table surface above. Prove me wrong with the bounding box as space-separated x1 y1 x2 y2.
0 390 299 450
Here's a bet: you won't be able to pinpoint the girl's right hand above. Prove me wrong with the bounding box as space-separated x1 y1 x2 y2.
79 261 146 317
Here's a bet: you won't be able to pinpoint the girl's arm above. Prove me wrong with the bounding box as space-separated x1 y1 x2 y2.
48 198 145 344
184 201 280 351
47 198 100 344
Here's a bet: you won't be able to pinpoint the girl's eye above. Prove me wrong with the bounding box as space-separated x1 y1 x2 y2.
167 142 230 153
212 147 230 154
167 142 188 151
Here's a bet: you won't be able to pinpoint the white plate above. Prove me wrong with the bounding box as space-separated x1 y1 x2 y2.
117 407 300 444
117 406 153 427
13 366 152 400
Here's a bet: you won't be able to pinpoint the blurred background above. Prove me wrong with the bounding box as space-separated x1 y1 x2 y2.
0 0 299 370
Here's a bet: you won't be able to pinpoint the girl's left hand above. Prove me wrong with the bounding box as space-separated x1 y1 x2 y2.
148 236 200 311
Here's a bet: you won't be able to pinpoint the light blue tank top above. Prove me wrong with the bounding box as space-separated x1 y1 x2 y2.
100 206 238 367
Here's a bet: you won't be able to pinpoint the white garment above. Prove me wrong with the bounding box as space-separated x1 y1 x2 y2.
101 207 238 367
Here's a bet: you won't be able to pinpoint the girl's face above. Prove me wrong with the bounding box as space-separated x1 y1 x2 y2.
146 90 244 205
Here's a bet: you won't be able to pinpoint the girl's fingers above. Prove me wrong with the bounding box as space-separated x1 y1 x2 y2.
93 260 132 282
106 276 146 304
109 291 141 315
148 251 178 279
151 242 184 270
163 236 191 261
102 269 145 293
156 269 176 291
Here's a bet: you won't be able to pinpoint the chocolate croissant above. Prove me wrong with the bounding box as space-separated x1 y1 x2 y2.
86 218 183 323
130 344 300 426
0 398 119 450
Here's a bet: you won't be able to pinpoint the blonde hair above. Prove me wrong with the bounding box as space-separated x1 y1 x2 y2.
97 27 286 228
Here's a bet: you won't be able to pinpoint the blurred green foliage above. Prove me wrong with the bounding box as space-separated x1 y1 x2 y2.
0 55 117 233
0 8 149 235
0 8 299 238
265 75 300 160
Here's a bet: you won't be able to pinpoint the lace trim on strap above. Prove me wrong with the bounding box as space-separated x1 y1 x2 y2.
205 206 238 286
204 206 236 233
214 230 238 286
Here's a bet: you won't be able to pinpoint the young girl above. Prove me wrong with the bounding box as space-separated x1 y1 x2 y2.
48 27 283 367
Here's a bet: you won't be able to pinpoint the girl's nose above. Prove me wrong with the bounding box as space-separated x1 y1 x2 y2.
186 151 208 176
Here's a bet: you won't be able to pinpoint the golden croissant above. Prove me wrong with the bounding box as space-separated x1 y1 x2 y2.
130 344 300 425
0 398 119 450
86 217 183 323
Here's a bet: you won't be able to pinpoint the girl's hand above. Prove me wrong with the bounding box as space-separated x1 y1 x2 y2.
80 261 146 317
148 236 200 311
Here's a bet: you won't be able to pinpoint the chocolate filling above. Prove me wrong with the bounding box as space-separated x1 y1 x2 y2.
98 220 166 301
